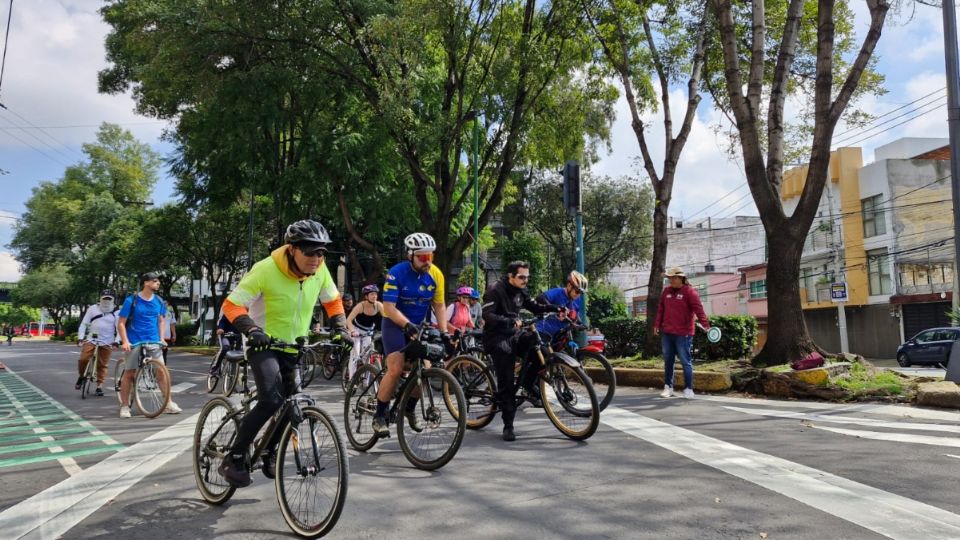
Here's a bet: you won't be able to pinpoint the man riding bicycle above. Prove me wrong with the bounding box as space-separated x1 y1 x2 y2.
218 219 348 488
371 232 449 437
535 271 587 341
76 289 119 397
481 261 561 442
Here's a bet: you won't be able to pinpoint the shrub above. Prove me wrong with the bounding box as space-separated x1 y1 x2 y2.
692 315 758 360
587 282 628 324
61 317 81 336
175 322 198 346
596 316 646 358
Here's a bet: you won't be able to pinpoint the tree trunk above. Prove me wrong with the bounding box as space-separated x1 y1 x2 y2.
643 197 669 356
752 227 821 366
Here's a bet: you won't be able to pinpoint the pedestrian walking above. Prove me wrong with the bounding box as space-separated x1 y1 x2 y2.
653 266 710 399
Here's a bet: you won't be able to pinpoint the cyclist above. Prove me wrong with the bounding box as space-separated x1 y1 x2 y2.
209 314 240 381
345 283 383 380
481 261 561 442
429 286 476 332
535 270 588 340
218 219 348 488
75 289 119 397
468 287 483 328
371 232 449 437
118 273 182 417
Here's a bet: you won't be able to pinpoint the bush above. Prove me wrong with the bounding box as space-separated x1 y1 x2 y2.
498 229 547 294
692 315 758 360
61 317 81 336
596 316 646 358
456 266 486 297
587 281 627 324
175 322 198 346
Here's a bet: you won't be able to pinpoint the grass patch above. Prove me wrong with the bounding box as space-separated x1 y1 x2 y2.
832 361 904 396
607 356 742 372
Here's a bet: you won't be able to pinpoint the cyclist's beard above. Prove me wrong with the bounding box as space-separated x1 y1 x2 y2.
100 300 114 312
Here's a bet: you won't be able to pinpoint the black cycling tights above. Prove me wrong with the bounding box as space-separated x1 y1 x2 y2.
231 349 298 458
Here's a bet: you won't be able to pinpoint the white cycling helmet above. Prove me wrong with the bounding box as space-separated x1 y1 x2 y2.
404 232 437 254
567 270 588 292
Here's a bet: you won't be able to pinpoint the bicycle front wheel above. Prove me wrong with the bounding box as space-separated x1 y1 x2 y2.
343 364 382 452
446 355 497 430
113 358 125 400
276 406 348 539
134 359 171 418
540 359 599 441
320 350 338 380
193 397 240 505
206 354 222 393
578 350 616 411
222 359 241 397
397 368 466 471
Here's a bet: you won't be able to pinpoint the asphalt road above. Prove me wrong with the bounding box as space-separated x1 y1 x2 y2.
1 341 959 540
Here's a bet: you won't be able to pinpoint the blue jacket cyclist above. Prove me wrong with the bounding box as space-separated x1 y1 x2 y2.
535 270 588 341
371 232 448 436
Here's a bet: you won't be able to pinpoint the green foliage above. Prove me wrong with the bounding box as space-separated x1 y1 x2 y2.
175 322 196 346
833 360 904 396
596 316 646 359
498 229 548 295
0 303 39 327
587 281 627 324
456 265 486 297
11 265 74 330
61 317 82 336
692 315 758 361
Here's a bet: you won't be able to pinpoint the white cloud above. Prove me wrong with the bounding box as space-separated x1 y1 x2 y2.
0 251 20 282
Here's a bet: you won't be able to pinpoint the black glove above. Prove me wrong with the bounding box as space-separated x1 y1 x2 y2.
403 322 419 339
247 329 271 351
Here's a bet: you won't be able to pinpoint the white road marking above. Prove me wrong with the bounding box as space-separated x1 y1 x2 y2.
0 413 198 540
602 406 960 539
810 425 960 448
169 382 195 393
697 394 960 421
724 406 960 434
0 378 80 475
946 454 960 460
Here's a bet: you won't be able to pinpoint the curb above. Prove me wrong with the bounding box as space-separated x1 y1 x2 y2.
585 367 732 392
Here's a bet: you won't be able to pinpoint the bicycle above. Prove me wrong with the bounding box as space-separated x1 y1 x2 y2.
193 337 349 538
114 341 171 418
446 313 599 440
78 333 111 399
547 320 616 411
207 332 242 393
340 329 383 394
344 324 466 470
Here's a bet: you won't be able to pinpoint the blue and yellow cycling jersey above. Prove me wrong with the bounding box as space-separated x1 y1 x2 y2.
382 261 445 324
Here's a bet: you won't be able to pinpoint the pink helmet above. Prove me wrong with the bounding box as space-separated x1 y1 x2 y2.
457 286 475 297
361 284 379 295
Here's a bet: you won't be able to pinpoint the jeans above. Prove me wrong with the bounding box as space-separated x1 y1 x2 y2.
662 333 693 389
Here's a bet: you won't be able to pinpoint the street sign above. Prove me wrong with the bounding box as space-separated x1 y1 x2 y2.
830 282 848 303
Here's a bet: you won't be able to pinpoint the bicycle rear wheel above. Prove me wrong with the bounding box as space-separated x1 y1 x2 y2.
540 359 599 441
320 349 338 380
578 350 616 411
343 364 382 452
113 358 125 398
276 406 348 539
222 359 241 397
134 359 171 418
397 368 466 471
193 397 240 505
446 355 497 430
206 353 222 393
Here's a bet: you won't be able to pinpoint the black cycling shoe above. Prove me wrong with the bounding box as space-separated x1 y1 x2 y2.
95 387 104 397
372 415 390 438
74 376 84 390
502 426 516 442
218 454 252 488
261 452 276 479
522 386 543 408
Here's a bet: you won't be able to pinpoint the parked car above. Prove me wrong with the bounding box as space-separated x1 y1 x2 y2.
896 327 959 367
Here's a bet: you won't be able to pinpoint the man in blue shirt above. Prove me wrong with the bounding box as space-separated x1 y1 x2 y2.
117 272 181 418
536 271 588 341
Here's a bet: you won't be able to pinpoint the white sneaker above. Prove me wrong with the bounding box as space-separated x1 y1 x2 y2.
165 401 182 414
120 405 132 418
659 385 673 398
683 388 695 399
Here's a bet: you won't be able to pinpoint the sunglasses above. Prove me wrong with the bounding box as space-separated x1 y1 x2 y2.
299 246 327 258
415 253 433 263
514 275 530 281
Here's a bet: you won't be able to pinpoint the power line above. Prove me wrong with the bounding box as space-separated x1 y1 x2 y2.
0 0 12 93
0 110 78 163
684 181 749 221
1 107 84 161
836 102 947 149
833 87 945 140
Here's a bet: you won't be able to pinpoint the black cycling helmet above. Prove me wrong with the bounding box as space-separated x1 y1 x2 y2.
284 219 331 246
100 289 115 299
361 284 378 295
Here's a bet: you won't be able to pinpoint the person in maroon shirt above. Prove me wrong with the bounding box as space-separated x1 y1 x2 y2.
653 267 710 399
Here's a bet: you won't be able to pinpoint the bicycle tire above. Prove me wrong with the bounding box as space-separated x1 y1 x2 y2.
578 350 616 411
134 359 171 418
222 358 241 397
343 364 382 452
80 352 95 400
113 358 125 400
540 359 599 441
397 368 466 471
320 350 338 380
301 348 320 389
193 397 240 505
275 406 348 539
206 353 222 393
445 355 497 430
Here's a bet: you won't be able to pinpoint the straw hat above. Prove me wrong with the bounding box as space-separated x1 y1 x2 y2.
664 266 686 278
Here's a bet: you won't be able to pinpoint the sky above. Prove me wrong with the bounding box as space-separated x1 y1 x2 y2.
0 1 956 282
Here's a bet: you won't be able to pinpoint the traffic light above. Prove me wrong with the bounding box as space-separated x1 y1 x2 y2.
562 159 580 216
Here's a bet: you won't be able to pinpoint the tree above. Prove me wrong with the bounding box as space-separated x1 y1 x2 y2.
710 0 890 365
524 172 653 283
11 265 74 335
582 0 709 356
587 281 628 323
498 229 548 295
0 303 40 328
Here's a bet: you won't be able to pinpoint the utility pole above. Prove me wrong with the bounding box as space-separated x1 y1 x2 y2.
472 117 480 292
825 184 849 353
943 0 960 313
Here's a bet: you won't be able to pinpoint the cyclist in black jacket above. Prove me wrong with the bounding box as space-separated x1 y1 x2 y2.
481 260 561 442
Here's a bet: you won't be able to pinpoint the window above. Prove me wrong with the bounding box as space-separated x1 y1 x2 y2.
862 194 886 238
749 279 767 299
867 248 892 295
914 330 936 343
